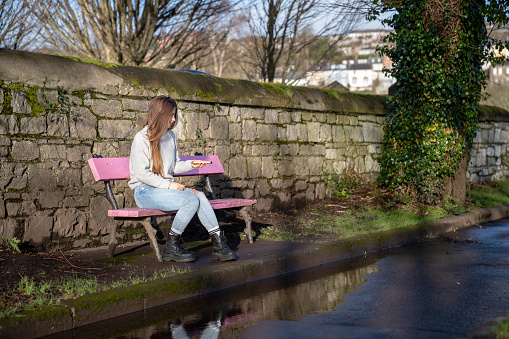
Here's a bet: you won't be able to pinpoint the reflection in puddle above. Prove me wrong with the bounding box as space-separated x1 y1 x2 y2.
114 262 378 339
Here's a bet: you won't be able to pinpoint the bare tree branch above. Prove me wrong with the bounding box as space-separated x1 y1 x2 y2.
32 0 233 68
0 0 42 50
241 0 362 83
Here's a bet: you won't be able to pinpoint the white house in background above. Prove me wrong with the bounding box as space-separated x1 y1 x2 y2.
297 56 395 93
348 64 373 91
489 62 509 85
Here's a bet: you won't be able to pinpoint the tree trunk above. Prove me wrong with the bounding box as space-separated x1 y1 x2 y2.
443 154 469 206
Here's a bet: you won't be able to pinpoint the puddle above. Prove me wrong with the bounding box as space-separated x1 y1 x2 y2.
45 253 384 338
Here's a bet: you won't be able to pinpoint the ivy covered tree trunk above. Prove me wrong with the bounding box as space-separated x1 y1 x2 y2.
377 0 487 205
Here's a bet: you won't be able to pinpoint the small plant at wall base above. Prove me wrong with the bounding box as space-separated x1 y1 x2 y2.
370 0 509 205
323 166 368 199
1 237 21 252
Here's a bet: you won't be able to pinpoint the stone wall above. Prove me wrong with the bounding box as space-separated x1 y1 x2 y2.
0 49 508 250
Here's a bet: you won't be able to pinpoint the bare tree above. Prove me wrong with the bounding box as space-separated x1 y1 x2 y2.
241 0 361 83
32 0 233 68
0 0 42 50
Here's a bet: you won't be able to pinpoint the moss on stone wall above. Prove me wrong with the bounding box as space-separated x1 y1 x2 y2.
61 56 119 68
478 105 509 122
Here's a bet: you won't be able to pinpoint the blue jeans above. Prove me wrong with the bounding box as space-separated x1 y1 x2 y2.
134 183 219 233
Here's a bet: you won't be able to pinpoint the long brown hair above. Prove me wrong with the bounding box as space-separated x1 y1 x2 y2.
145 95 178 177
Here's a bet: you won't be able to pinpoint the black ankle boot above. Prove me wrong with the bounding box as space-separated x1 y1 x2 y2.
163 234 196 262
210 231 236 261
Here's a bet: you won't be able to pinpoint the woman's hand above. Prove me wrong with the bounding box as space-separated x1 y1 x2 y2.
168 182 185 190
191 161 209 169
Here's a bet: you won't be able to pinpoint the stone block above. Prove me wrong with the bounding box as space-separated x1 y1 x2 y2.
20 116 46 135
40 144 67 160
28 163 57 190
254 197 273 212
241 107 264 120
229 106 241 122
265 109 278 123
286 125 298 141
295 181 307 191
365 154 377 172
214 145 230 160
292 192 307 208
62 196 89 207
36 88 58 108
326 149 337 159
53 208 86 238
487 147 495 157
185 112 199 140
258 179 271 196
67 145 93 162
4 192 20 199
261 157 275 178
0 162 27 190
277 159 294 177
257 124 278 141
270 179 282 189
242 120 257 141
0 196 4 218
92 99 122 118
305 184 316 201
0 136 10 146
22 201 37 216
57 168 82 188
316 113 327 123
12 90 32 114
229 156 247 179
0 218 18 240
47 113 70 137
291 112 301 122
229 123 241 140
320 124 332 142
214 104 228 116
293 157 310 176
247 157 262 178
39 191 64 208
69 107 97 139
118 141 132 157
278 127 287 141
363 122 382 143
12 140 39 160
344 125 354 141
297 124 308 142
494 128 501 143
0 115 19 134
210 117 228 140
278 112 292 124
123 98 148 112
307 122 321 142
275 192 292 209
98 119 134 139
6 202 21 217
316 183 326 200
301 113 313 121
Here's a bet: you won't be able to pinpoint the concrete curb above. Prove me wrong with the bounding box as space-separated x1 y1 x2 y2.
1 205 509 338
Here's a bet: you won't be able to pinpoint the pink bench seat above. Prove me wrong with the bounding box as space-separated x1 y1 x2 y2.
108 199 258 217
88 155 256 261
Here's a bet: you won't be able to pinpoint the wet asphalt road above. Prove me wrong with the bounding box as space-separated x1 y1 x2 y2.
242 220 509 339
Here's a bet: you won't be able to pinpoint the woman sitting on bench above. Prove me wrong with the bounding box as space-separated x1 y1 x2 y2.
128 95 236 263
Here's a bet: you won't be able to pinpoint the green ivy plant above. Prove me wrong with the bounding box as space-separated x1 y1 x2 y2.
370 0 509 204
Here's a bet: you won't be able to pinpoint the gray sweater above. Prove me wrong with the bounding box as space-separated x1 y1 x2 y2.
128 126 194 190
